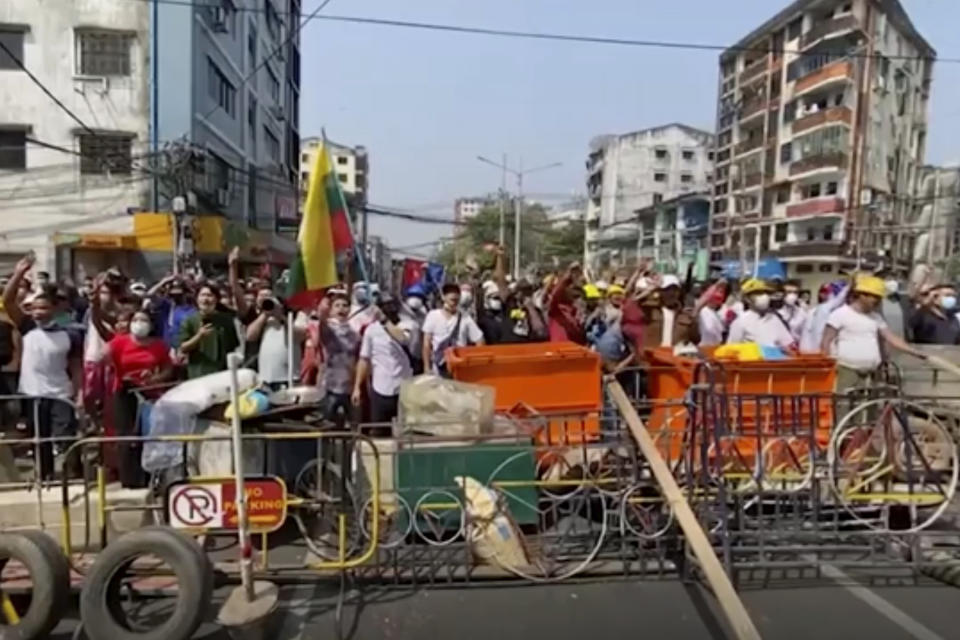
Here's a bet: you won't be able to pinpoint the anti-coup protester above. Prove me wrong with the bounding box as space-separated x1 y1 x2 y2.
177 283 241 379
317 290 360 424
3 254 83 479
422 283 485 376
354 295 413 431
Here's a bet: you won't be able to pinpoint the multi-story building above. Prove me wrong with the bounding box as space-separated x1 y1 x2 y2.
711 0 935 285
585 123 715 270
0 0 151 275
635 192 712 279
453 196 495 223
0 0 301 279
914 165 960 270
300 137 368 211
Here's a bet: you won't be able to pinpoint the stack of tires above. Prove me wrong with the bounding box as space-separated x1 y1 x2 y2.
1 527 212 640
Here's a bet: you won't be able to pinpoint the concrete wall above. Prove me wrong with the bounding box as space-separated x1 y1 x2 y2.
0 0 151 272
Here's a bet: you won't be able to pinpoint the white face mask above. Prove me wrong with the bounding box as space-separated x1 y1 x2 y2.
752 294 771 312
784 292 798 306
459 290 474 307
885 280 899 295
406 297 424 311
130 320 151 338
486 298 502 312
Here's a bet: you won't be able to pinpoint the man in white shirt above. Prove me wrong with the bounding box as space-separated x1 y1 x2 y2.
821 275 926 392
697 280 729 347
726 278 795 349
421 283 485 375
353 296 413 431
777 280 808 341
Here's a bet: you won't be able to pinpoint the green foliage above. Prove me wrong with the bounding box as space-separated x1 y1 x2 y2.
435 204 583 276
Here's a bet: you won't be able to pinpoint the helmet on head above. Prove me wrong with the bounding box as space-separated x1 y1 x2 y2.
405 283 426 298
607 284 625 296
582 284 601 300
741 278 772 296
854 276 886 298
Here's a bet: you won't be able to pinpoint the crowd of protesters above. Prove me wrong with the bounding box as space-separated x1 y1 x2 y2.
0 242 958 485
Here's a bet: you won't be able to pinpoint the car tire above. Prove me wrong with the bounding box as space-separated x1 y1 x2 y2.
79 527 212 640
0 530 71 640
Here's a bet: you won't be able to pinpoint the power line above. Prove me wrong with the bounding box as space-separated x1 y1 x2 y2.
111 0 960 63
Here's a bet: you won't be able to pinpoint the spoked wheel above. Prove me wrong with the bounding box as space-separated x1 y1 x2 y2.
828 399 959 532
293 459 363 560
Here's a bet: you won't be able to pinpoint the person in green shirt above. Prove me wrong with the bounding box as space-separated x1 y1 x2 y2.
177 283 241 379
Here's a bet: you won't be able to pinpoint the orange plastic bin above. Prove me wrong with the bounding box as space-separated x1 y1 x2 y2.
446 342 602 445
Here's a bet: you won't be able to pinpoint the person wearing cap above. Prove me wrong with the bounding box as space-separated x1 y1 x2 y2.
726 278 794 349
546 263 587 345
800 280 850 353
148 275 196 349
909 283 960 345
821 275 927 391
696 279 729 347
605 284 626 326
399 283 428 374
582 283 607 346
638 273 700 349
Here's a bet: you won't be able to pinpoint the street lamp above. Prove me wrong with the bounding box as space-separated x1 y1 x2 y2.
477 155 563 278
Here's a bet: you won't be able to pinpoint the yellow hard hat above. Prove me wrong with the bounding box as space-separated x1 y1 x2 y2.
740 278 771 295
854 275 886 298
582 284 601 300
607 284 625 296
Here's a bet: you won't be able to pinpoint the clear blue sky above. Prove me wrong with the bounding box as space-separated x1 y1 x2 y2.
299 0 960 251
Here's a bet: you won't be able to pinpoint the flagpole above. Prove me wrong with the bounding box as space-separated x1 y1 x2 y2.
322 129 372 294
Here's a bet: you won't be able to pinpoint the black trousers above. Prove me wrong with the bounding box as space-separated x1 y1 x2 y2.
111 385 147 488
368 390 398 437
26 398 76 480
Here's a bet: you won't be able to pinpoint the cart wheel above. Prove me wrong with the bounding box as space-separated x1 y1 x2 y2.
359 495 413 549
293 460 363 560
620 484 674 540
827 398 959 533
0 531 71 640
760 436 815 492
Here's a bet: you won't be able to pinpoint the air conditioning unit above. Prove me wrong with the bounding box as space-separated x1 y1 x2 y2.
269 105 285 122
216 188 231 207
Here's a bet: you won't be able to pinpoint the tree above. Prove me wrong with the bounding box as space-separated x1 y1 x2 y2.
435 203 582 277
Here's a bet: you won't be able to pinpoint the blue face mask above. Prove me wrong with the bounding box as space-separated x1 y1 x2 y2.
941 296 957 311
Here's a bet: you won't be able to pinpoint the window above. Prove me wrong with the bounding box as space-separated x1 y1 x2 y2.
265 0 281 41
786 17 802 41
707 151 714 161
76 31 132 76
300 171 309 183
682 150 694 161
654 148 668 160
206 0 236 34
838 3 852 15
823 225 834 241
653 172 667 183
208 59 236 117
680 174 693 184
834 93 844 107
796 263 813 274
208 152 230 192
0 27 25 70
803 183 821 199
0 129 26 170
247 26 256 66
337 173 348 183
653 193 663 205
78 133 132 175
784 101 797 123
264 126 280 162
266 65 280 102
336 155 348 165
795 126 848 160
780 142 792 164
819 264 833 273
247 164 257 227
775 223 787 242
776 187 790 204
247 95 256 129
713 199 728 214
806 227 816 241
826 181 838 195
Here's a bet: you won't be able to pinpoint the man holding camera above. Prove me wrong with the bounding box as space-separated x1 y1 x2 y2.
245 288 307 388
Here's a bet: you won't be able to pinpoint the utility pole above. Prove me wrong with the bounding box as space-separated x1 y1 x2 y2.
499 152 507 247
477 155 562 279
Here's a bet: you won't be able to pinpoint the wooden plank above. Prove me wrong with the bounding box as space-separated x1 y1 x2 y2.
925 355 960 381
607 380 762 640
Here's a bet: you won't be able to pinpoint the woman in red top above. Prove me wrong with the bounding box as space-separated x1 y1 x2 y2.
92 306 172 487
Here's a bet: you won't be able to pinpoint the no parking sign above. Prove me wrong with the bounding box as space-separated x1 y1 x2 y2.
166 476 287 533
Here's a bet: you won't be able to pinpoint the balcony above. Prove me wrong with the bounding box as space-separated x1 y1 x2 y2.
801 15 863 50
735 137 763 156
795 60 855 96
742 172 762 188
792 105 853 135
740 58 768 84
786 196 846 218
739 99 768 121
777 241 843 258
789 152 848 177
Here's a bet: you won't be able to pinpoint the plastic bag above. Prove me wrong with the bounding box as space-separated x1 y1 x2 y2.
455 475 528 569
224 389 270 420
398 375 495 438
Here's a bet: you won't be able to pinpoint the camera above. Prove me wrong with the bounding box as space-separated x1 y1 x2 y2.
261 298 277 312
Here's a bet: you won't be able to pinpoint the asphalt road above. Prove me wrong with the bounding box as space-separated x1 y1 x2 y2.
49 570 960 640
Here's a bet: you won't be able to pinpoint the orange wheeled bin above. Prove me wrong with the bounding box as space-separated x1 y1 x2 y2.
445 342 602 445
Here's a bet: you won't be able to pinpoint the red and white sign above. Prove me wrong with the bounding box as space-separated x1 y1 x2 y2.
166 477 287 533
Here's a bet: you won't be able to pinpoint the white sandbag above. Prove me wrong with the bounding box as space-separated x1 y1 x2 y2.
187 420 265 477
399 375 495 438
142 369 259 472
455 475 528 570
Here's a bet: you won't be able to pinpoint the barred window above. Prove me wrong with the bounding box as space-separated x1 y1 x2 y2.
208 58 236 118
264 126 279 162
0 129 26 170
0 27 26 70
76 31 132 76
78 134 132 175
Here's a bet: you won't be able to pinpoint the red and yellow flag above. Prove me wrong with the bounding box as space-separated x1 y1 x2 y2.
286 143 354 309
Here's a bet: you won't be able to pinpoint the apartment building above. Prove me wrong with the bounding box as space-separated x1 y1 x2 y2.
453 196 495 223
300 137 369 241
914 165 960 269
585 123 714 270
711 0 935 284
0 0 151 275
